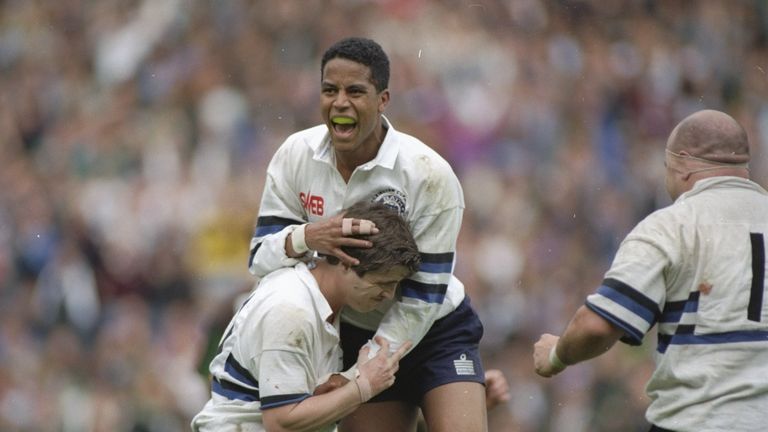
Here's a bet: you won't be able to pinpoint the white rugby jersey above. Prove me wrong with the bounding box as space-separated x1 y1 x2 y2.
586 177 768 431
192 263 342 432
248 116 466 351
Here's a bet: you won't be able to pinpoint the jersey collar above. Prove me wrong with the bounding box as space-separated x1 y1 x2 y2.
295 262 335 324
312 115 400 171
678 176 767 202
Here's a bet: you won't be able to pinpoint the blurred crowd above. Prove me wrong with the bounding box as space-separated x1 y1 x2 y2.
1 0 767 431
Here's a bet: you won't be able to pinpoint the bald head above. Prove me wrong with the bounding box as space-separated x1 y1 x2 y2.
666 110 750 164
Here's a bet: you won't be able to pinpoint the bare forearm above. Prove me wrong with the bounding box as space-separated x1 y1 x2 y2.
263 382 361 432
557 305 623 364
534 305 623 377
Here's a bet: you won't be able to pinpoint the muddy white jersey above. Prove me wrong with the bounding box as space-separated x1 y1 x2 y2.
586 177 768 431
248 116 465 353
192 263 341 432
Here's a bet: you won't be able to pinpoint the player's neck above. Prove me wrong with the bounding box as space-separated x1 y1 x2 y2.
310 262 344 320
334 125 387 182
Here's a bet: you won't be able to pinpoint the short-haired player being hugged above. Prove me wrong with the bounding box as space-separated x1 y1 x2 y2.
533 110 768 432
247 37 505 431
192 201 419 431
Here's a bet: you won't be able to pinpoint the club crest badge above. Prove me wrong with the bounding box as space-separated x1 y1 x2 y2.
372 189 408 217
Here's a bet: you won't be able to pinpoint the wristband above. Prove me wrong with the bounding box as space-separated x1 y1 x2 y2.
354 375 373 403
291 224 309 254
548 345 567 372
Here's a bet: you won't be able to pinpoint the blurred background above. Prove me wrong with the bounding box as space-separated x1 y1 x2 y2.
1 0 767 430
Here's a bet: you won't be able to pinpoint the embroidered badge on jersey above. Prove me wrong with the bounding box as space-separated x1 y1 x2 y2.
453 353 475 376
372 189 407 217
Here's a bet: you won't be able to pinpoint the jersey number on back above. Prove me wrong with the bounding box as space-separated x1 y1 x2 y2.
748 232 766 322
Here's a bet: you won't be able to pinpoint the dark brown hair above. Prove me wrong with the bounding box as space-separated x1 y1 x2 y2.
326 201 420 277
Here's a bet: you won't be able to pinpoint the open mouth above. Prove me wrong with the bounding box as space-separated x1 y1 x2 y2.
331 116 356 137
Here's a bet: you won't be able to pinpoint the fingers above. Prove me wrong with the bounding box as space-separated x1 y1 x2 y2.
335 249 361 267
342 217 353 235
302 220 374 261
341 218 379 236
313 374 348 395
359 219 375 235
390 340 412 362
373 336 389 356
532 334 561 378
484 369 511 410
358 344 372 363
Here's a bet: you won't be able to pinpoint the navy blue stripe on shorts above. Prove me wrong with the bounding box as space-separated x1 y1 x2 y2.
341 296 485 406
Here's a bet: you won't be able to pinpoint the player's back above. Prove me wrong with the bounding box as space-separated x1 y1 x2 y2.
646 176 768 432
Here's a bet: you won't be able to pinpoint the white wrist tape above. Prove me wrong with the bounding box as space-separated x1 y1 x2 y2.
548 346 567 371
354 376 373 403
291 224 309 254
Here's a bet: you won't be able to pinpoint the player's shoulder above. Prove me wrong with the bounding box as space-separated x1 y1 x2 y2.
284 124 327 145
267 125 328 173
255 267 312 306
392 128 448 161
622 202 690 250
390 129 458 181
260 273 317 328
274 125 327 156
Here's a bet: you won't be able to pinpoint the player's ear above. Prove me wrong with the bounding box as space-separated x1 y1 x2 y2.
378 89 390 112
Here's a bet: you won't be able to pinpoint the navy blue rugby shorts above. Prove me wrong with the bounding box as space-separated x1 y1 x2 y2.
341 296 485 405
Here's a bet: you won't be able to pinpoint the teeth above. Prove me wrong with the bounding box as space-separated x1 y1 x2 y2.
332 117 355 125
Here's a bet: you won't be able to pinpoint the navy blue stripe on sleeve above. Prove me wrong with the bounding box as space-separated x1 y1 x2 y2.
599 278 661 326
248 243 261 268
254 216 305 238
418 252 454 274
212 377 260 402
225 354 258 388
400 279 447 303
585 301 644 345
260 393 311 410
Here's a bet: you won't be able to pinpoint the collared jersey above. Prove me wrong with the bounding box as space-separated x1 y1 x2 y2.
192 263 342 432
586 177 768 432
248 117 465 350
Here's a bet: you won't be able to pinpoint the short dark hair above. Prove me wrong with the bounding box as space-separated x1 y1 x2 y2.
320 37 390 92
327 201 420 277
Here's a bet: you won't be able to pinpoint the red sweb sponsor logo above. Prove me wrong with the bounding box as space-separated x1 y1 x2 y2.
300 192 324 216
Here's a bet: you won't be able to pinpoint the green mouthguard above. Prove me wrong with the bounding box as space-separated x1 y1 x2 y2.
332 117 355 125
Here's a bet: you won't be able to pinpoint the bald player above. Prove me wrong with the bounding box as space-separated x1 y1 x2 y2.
533 110 768 432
